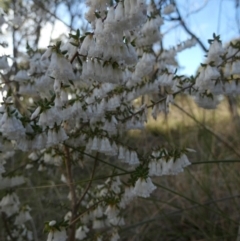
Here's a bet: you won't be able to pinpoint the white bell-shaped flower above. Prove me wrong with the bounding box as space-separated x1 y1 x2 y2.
91 136 101 151
163 4 175 15
14 70 30 82
14 207 32 225
129 151 140 165
46 228 67 241
110 231 120 241
93 205 104 218
232 60 240 75
31 106 41 120
115 2 124 22
0 56 9 70
92 219 105 229
79 35 92 56
133 177 156 198
75 225 89 240
207 39 223 64
105 205 119 219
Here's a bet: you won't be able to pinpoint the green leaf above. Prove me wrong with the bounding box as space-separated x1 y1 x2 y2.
68 79 74 86
95 12 101 18
77 56 82 66
61 50 68 55
76 29 80 37
70 42 79 47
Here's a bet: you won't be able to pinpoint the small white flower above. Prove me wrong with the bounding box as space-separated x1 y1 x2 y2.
115 2 124 22
49 220 56 226
47 228 67 241
118 146 126 160
91 136 101 151
79 35 92 56
14 70 30 82
0 56 9 70
14 207 32 225
133 177 156 198
163 4 175 15
110 230 120 241
207 40 223 64
129 151 140 165
105 205 119 219
93 205 103 218
75 225 89 240
31 106 41 120
232 60 240 75
64 211 72 221
92 219 105 229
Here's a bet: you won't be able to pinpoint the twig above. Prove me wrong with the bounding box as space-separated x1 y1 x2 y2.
173 103 240 158
76 152 99 209
70 51 79 64
64 145 77 241
173 1 208 53
33 0 72 29
70 200 104 226
120 83 195 122
29 218 38 241
121 193 240 232
1 212 15 241
191 160 240 165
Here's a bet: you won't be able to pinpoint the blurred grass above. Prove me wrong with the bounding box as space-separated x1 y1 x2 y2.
122 95 240 241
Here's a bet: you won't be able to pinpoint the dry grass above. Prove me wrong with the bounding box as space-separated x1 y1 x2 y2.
122 96 240 241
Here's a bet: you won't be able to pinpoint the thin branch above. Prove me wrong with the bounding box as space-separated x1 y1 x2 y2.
70 200 104 226
119 83 195 122
121 193 240 232
76 152 99 209
64 145 77 208
1 212 15 241
235 2 240 35
70 51 79 64
33 0 71 29
174 2 208 53
29 218 38 241
17 170 133 191
173 103 240 158
64 145 77 241
192 160 240 165
185 0 209 17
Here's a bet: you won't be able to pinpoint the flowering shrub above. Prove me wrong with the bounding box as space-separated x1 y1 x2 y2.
0 1 239 241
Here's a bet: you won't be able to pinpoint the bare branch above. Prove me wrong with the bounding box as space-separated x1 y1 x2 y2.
1 212 15 241
64 145 77 241
76 153 99 210
173 3 208 52
33 0 72 30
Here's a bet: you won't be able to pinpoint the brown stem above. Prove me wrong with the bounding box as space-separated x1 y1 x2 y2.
76 153 99 210
1 212 15 241
173 2 208 53
64 145 77 241
70 51 79 64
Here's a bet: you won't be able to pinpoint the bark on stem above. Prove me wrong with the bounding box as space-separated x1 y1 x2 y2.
1 212 15 241
76 153 98 210
64 145 77 241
